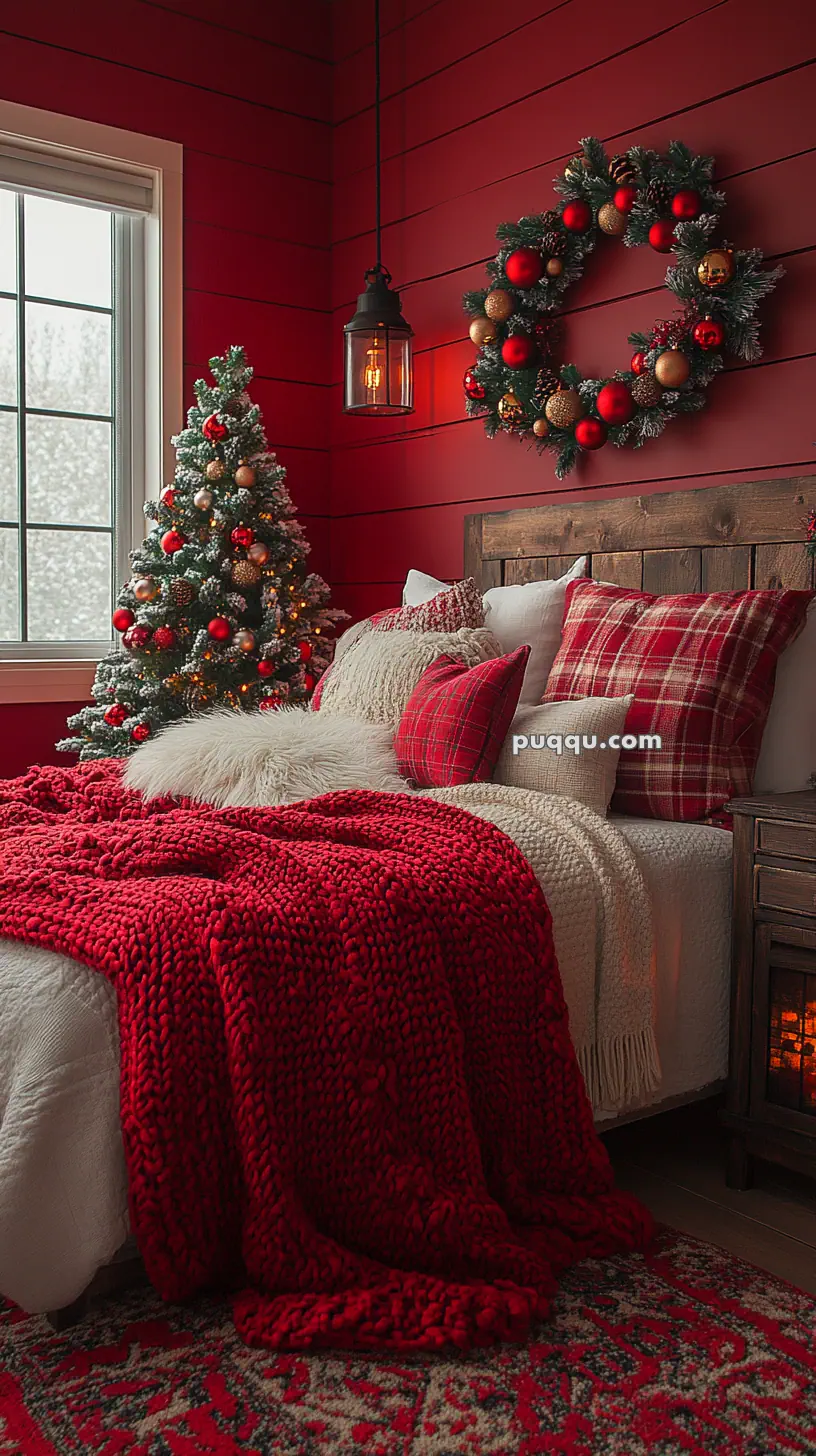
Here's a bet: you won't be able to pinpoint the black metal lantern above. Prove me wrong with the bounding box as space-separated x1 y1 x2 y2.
343 0 413 416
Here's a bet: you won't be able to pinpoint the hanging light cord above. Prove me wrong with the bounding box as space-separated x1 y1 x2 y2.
374 0 382 273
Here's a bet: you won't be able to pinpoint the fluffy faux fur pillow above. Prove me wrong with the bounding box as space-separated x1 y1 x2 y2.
316 627 501 727
124 706 410 808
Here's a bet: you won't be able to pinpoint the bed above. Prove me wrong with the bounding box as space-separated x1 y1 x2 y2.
0 473 811 1323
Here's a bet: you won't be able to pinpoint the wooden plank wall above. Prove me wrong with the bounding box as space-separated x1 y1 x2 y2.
328 0 816 623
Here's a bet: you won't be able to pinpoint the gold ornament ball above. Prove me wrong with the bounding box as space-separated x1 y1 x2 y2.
194 487 213 510
248 541 271 566
533 417 549 438
469 315 497 347
234 629 256 653
234 464 257 489
598 201 627 237
545 387 584 428
654 349 691 388
484 288 514 322
231 559 262 588
133 576 159 602
697 248 735 288
205 459 226 482
545 257 563 278
631 373 664 408
497 391 524 425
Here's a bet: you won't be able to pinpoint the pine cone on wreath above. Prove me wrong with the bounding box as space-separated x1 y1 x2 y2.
534 367 561 408
542 229 568 259
609 153 636 186
644 177 671 212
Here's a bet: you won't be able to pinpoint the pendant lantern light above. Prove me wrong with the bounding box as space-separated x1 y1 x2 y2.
343 0 414 415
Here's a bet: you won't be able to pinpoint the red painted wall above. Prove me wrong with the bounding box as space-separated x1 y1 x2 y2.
328 0 816 623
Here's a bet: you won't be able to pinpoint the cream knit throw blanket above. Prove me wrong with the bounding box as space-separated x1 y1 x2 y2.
427 783 660 1118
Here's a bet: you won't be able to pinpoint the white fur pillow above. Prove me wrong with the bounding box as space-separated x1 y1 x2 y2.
317 627 501 727
124 706 409 807
494 696 634 816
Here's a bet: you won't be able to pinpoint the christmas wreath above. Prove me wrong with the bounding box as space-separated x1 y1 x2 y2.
462 137 782 477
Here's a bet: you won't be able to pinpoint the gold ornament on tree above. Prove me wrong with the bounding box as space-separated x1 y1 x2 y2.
533 417 549 438
497 391 524 425
133 576 159 602
234 629 256 653
654 349 691 387
597 202 626 236
234 464 257 488
231 560 262 589
697 248 735 288
248 541 271 566
545 387 584 428
631 373 664 407
484 288 513 322
469 315 497 347
205 459 226 482
194 488 213 510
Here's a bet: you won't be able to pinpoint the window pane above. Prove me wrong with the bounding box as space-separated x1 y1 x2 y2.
0 412 16 519
25 196 112 309
0 527 19 640
26 302 111 416
0 191 15 294
27 528 111 641
0 297 16 406
27 415 111 527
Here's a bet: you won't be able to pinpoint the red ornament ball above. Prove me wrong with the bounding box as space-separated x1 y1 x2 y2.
299 641 313 662
207 616 232 642
259 696 280 712
648 218 676 253
202 413 228 443
304 673 316 692
257 660 274 677
631 351 648 376
562 199 592 233
504 247 543 287
152 626 177 651
112 607 134 633
501 334 537 370
104 703 128 727
131 723 151 744
160 487 176 508
463 367 486 401
613 185 637 213
596 380 635 426
123 624 152 650
671 188 701 221
161 529 185 554
575 417 608 450
692 316 725 350
231 525 255 548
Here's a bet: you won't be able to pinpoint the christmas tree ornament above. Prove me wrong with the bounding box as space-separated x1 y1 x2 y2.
130 723 151 743
545 388 584 428
671 188 701 220
259 696 280 712
160 487 176 508
194 487 213 511
504 247 543 287
532 417 549 438
161 529 185 554
469 315 496 347
609 153 636 185
631 351 648 375
614 185 637 213
501 334 537 370
463 368 486 401
534 367 561 406
304 672 316 693
654 348 691 387
234 629 256 653
484 288 514 321
575 417 607 449
208 617 232 641
697 248 735 287
231 525 255 548
598 202 626 236
257 660 274 677
545 257 563 278
562 199 592 233
202 413 228 442
123 624 152 650
112 607 134 633
133 576 159 602
299 641 313 661
247 541 271 565
631 374 664 407
693 316 725 350
234 464 256 488
205 459 226 482
648 219 676 253
231 560 262 588
170 579 196 608
152 626 177 651
497 391 524 424
104 703 128 727
596 380 634 425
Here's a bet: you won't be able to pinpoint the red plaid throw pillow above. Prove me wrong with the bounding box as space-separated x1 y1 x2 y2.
371 578 484 633
544 580 812 820
395 646 529 788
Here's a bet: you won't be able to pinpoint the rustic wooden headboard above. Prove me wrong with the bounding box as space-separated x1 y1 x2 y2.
463 477 816 596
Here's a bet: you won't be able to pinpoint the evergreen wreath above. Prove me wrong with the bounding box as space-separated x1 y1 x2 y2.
462 137 782 478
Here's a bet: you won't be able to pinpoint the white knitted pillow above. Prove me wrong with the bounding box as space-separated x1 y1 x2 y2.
318 628 501 727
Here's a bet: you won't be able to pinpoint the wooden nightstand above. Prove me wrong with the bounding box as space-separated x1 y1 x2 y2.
723 792 816 1190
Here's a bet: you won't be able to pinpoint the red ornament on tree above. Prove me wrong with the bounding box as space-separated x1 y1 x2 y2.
202 413 228 442
112 607 134 633
123 624 152 650
648 219 676 253
501 334 537 370
160 487 176 508
152 626 178 651
104 703 128 727
630 351 648 376
299 641 313 662
575 417 608 450
504 247 543 287
613 185 637 213
207 617 232 641
259 695 280 712
161 529 185 554
257 660 274 677
671 188 701 220
231 526 255 548
596 380 634 425
463 368 486 401
304 673 316 692
131 723 151 743
562 200 592 233
693 316 725 350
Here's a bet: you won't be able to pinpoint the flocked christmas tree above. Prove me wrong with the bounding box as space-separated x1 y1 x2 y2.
60 346 344 760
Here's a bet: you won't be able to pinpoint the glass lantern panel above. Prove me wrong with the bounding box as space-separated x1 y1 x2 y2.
344 328 413 415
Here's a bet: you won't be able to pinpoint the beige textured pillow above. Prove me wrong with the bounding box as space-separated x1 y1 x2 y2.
494 696 634 816
318 628 501 727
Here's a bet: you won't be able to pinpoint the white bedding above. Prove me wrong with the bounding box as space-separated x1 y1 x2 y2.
0 808 732 1313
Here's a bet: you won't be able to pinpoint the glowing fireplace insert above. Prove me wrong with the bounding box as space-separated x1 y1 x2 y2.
767 965 816 1115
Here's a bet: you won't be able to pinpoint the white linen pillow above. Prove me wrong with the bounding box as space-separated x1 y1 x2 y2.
493 696 633 817
317 627 501 727
754 600 816 792
483 556 588 706
403 568 448 606
125 706 409 807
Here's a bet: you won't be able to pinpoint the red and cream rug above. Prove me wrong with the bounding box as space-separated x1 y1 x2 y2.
1 1229 814 1455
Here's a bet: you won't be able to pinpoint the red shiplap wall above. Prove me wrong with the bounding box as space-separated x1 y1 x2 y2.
329 0 816 623
0 0 331 776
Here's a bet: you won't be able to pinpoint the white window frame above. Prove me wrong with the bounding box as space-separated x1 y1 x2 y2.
0 100 182 704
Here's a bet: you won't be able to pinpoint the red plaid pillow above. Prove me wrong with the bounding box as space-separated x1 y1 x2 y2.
395 646 529 788
544 580 812 821
371 578 484 633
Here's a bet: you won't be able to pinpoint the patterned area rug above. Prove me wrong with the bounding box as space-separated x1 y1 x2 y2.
1 1229 815 1455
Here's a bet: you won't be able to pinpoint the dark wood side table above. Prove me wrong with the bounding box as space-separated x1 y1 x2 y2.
723 792 816 1189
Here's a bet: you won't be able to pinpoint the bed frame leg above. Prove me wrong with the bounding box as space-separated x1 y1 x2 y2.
46 1293 89 1332
726 1136 753 1190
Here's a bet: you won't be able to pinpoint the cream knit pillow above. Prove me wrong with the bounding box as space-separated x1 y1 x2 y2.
494 695 634 816
318 628 501 727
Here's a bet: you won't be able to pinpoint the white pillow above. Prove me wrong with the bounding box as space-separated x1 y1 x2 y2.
317 627 501 727
403 568 448 606
754 601 816 792
124 706 409 807
483 556 587 706
494 696 633 816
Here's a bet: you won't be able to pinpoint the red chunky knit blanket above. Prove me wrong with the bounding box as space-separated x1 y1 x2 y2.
0 761 651 1351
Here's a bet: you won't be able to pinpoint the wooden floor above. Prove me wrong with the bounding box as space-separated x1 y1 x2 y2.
603 1097 816 1294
